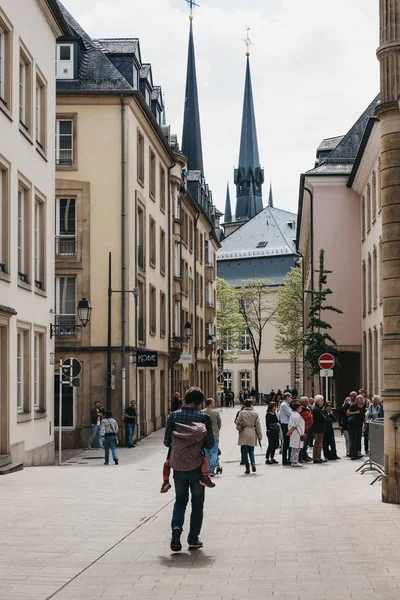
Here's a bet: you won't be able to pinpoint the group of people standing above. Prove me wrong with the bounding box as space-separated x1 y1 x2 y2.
339 390 383 460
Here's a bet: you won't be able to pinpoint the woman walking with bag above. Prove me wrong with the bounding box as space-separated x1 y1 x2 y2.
265 402 280 464
235 400 262 474
287 401 305 468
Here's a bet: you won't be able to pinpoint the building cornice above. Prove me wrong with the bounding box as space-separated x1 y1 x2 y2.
37 0 69 37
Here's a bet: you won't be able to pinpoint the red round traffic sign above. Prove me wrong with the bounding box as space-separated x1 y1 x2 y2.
295 373 300 379
318 353 335 370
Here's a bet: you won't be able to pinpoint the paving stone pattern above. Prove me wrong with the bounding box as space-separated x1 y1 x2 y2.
0 407 399 600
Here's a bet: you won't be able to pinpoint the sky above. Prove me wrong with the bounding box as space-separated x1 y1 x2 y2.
61 0 379 217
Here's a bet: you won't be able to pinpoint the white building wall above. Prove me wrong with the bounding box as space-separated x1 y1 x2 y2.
0 0 61 465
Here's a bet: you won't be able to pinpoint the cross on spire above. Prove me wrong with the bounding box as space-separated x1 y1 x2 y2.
242 26 253 56
186 0 200 19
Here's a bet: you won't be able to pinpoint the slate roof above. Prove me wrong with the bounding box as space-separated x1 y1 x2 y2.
306 95 380 176
317 135 344 152
181 20 204 173
95 38 139 55
46 0 71 34
217 254 298 287
218 205 297 260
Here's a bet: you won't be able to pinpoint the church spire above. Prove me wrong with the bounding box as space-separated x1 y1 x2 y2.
268 182 274 208
224 182 232 222
181 16 203 173
234 42 264 222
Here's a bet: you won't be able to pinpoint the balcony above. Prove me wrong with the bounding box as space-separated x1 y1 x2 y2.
55 236 76 257
54 315 77 337
138 246 145 272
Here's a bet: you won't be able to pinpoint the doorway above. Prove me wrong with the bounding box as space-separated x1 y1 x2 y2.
0 321 10 455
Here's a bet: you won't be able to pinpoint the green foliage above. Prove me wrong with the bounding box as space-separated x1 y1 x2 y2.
274 262 303 357
216 277 244 361
304 249 343 376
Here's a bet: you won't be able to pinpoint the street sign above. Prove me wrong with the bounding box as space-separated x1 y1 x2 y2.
111 361 116 390
217 374 224 384
137 350 158 367
49 352 54 365
179 353 193 364
62 358 82 383
295 373 300 380
320 369 334 378
318 353 335 370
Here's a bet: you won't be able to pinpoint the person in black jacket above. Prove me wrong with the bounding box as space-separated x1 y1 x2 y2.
322 403 340 460
339 393 356 456
347 395 366 460
312 396 328 463
265 402 280 464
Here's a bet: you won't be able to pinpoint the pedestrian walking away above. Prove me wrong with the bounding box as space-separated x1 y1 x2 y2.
279 392 293 465
299 397 313 462
88 401 105 449
101 411 119 465
164 387 215 552
312 395 328 463
124 400 138 448
339 395 353 457
322 402 340 460
202 398 222 475
265 402 280 464
235 399 262 474
287 401 306 467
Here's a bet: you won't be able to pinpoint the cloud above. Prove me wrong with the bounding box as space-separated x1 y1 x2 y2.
60 0 379 216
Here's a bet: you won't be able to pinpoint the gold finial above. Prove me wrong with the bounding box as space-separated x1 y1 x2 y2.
242 26 252 56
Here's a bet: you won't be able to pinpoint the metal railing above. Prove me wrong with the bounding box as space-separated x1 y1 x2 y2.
55 236 76 256
356 418 384 485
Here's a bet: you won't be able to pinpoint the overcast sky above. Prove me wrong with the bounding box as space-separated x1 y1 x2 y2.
61 0 379 217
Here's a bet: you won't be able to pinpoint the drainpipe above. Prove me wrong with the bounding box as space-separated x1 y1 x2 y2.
120 95 126 414
304 185 314 396
194 212 199 384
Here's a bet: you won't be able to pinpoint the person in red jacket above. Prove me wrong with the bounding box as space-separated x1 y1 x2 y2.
299 397 313 463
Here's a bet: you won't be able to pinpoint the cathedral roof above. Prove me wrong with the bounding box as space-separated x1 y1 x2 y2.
238 56 260 174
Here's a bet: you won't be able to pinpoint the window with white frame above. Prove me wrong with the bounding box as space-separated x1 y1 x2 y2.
133 65 138 90
17 328 30 413
34 331 45 411
35 73 46 150
241 328 250 350
0 11 12 110
34 197 45 290
18 184 30 283
19 46 32 132
56 44 74 80
56 119 73 165
0 163 9 273
223 372 232 390
55 277 76 331
56 198 76 255
0 24 5 101
240 371 251 390
206 282 213 306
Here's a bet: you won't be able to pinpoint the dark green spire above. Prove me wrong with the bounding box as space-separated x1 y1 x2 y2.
182 19 203 173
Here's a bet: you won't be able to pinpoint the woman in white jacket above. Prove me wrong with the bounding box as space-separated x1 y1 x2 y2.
287 401 305 468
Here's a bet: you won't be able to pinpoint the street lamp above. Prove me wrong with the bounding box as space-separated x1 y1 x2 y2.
184 322 192 341
50 297 92 339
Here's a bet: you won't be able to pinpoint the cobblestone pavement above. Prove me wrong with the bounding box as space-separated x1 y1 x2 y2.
1 407 400 600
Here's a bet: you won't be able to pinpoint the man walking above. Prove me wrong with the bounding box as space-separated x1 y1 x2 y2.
202 398 221 475
124 400 138 448
88 401 105 449
312 395 327 463
279 392 292 465
164 387 215 552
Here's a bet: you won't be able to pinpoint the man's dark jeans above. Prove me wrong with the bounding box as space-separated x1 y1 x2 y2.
348 419 362 459
171 467 205 544
281 424 290 464
241 445 255 468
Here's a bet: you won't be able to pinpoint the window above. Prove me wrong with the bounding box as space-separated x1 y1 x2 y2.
160 166 166 212
206 282 213 306
199 233 203 263
222 334 232 351
189 217 193 251
17 328 30 413
379 237 383 303
368 329 373 394
174 242 180 278
138 280 145 342
223 372 232 390
0 10 12 110
196 273 200 305
160 228 166 275
366 183 371 232
56 44 74 79
56 119 73 166
137 130 144 184
55 277 76 332
56 198 76 256
34 331 45 412
240 371 251 391
137 204 145 271
362 331 367 389
199 275 203 307
377 159 381 212
149 150 156 199
367 253 372 313
373 327 379 395
145 87 150 105
160 291 166 337
54 376 75 427
35 72 46 151
34 196 45 290
18 183 31 284
149 284 156 334
205 239 212 266
372 172 377 223
373 246 378 309
361 195 365 241
132 65 138 90
241 328 251 350
19 46 32 133
149 216 156 267
182 260 188 295
362 260 366 317
0 162 9 273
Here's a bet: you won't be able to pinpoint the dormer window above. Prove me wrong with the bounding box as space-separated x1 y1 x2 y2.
56 44 74 80
145 87 150 105
133 65 138 90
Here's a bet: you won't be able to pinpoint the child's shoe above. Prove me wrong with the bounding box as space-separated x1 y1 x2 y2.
160 481 172 493
200 475 216 488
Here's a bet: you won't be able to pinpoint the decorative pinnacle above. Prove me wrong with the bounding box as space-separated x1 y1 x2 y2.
242 26 252 56
186 0 200 19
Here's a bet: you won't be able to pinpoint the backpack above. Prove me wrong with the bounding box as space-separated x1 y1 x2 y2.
168 421 206 472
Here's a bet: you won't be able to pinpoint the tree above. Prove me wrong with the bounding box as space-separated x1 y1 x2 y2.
274 262 303 361
236 278 276 397
303 249 343 377
216 277 243 362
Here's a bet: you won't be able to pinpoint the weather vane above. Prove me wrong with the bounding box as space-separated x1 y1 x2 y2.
185 0 200 19
242 26 253 56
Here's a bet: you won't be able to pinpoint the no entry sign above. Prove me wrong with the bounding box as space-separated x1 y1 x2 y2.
318 353 335 370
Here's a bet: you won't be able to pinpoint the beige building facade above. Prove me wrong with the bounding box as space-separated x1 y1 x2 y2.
0 0 68 469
